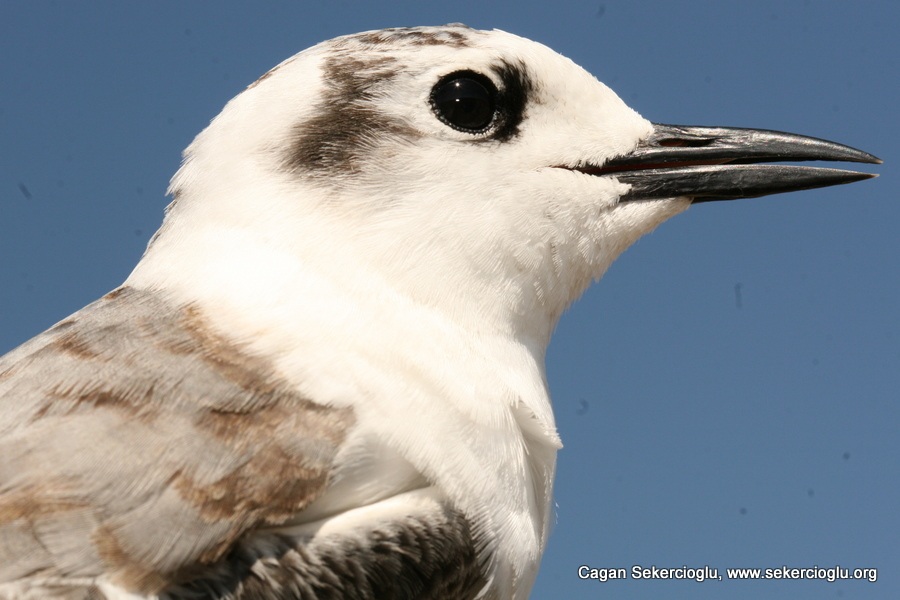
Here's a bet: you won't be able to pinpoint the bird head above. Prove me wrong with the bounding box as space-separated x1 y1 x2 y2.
131 25 877 350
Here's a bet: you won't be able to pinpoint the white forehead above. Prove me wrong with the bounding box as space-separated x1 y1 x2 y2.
260 25 614 109
272 25 553 79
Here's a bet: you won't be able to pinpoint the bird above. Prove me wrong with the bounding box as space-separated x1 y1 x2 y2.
0 24 880 600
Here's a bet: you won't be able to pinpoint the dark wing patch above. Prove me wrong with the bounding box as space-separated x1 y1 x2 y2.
162 501 492 600
0 287 353 594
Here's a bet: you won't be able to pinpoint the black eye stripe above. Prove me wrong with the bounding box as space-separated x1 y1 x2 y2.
430 71 498 133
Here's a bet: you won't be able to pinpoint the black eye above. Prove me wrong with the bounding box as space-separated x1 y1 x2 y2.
430 71 497 133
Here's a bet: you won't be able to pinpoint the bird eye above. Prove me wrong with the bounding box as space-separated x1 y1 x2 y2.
430 71 497 133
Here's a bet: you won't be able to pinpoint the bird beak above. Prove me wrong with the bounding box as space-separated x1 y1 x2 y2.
594 124 881 203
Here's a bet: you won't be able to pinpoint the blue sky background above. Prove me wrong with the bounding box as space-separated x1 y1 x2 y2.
1 2 896 598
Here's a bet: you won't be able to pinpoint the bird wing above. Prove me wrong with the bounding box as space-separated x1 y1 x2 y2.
0 286 353 594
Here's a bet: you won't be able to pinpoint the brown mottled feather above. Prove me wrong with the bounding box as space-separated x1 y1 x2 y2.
0 287 353 594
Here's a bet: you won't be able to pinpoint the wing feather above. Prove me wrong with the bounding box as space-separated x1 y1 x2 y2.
0 287 353 593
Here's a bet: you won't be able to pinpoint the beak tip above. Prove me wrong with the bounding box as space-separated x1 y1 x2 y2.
849 149 882 165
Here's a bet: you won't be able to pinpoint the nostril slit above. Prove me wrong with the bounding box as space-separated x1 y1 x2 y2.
658 137 714 147
657 138 715 148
